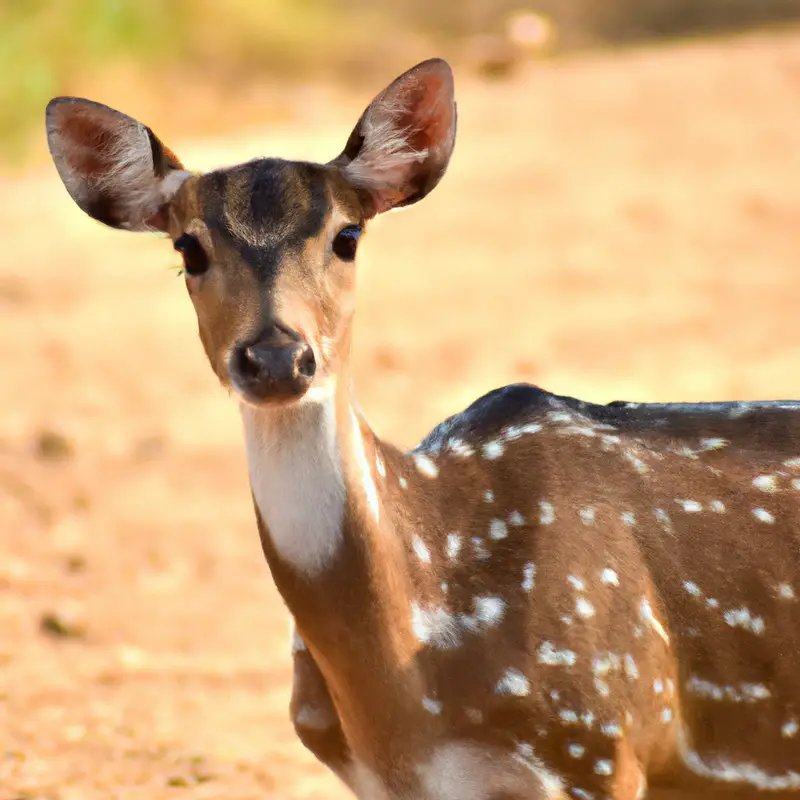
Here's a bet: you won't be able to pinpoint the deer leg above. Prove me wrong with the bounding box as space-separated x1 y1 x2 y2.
289 633 352 783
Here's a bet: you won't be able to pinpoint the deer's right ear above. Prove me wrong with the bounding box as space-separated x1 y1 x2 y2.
45 97 189 232
332 58 457 217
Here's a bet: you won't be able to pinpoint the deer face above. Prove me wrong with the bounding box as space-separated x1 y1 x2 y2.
45 60 457 407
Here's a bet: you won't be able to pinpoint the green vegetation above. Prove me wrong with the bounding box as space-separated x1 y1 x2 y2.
0 0 350 160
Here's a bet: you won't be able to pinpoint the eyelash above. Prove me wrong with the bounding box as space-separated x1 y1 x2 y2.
174 233 209 276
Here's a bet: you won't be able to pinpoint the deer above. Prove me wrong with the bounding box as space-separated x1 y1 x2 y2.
45 58 800 800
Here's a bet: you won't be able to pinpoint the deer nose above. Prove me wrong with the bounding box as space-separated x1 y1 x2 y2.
235 341 316 400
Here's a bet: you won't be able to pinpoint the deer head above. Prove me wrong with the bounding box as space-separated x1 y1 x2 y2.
45 59 457 407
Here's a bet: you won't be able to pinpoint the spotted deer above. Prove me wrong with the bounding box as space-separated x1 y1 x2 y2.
46 59 800 800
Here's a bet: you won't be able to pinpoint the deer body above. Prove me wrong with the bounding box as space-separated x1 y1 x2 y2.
257 380 800 800
45 60 800 799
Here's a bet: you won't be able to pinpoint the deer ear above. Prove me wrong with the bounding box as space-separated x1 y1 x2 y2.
45 97 189 232
333 58 457 216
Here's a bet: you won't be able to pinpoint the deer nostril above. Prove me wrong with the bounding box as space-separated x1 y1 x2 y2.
295 345 316 380
240 345 265 379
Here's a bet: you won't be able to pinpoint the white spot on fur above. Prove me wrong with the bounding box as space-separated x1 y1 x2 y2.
782 719 799 738
752 507 775 524
446 533 462 561
623 450 649 474
567 576 585 591
623 654 640 680
678 726 800 789
489 519 508 541
621 511 636 526
538 642 577 667
399 476 408 489
522 563 536 592
753 474 778 493
568 743 585 758
677 499 703 513
662 708 673 723
414 453 439 478
654 679 664 694
592 653 620 677
579 506 596 525
539 501 555 525
576 597 595 619
483 440 504 460
684 581 702 597
448 438 474 458
422 695 442 714
601 722 622 738
559 709 579 724
461 596 506 632
496 668 530 696
484 489 494 502
601 568 619 586
412 535 431 563
472 537 490 560
594 678 610 696
724 607 765 634
375 452 386 478
594 760 613 776
710 500 726 513
411 602 460 648
655 508 673 532
509 510 526 526
778 583 795 600
686 676 771 703
700 437 728 450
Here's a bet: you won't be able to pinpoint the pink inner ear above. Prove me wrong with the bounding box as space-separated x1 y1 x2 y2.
57 107 122 180
395 74 453 152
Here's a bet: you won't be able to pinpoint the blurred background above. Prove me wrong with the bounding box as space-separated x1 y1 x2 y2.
2 1 800 798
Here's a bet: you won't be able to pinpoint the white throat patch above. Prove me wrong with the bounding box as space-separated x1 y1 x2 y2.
242 396 346 576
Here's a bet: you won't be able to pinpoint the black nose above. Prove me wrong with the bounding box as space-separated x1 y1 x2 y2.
234 341 316 400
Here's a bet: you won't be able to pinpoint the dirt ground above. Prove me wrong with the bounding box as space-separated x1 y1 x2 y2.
2 29 800 800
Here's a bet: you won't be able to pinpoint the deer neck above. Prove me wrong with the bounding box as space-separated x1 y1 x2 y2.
239 367 409 615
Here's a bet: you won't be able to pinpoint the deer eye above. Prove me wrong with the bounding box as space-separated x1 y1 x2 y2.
174 233 209 276
332 225 363 261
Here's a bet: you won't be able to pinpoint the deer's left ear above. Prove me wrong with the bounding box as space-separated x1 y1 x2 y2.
45 97 189 232
332 58 457 216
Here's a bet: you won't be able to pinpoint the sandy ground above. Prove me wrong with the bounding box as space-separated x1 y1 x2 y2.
2 28 800 799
